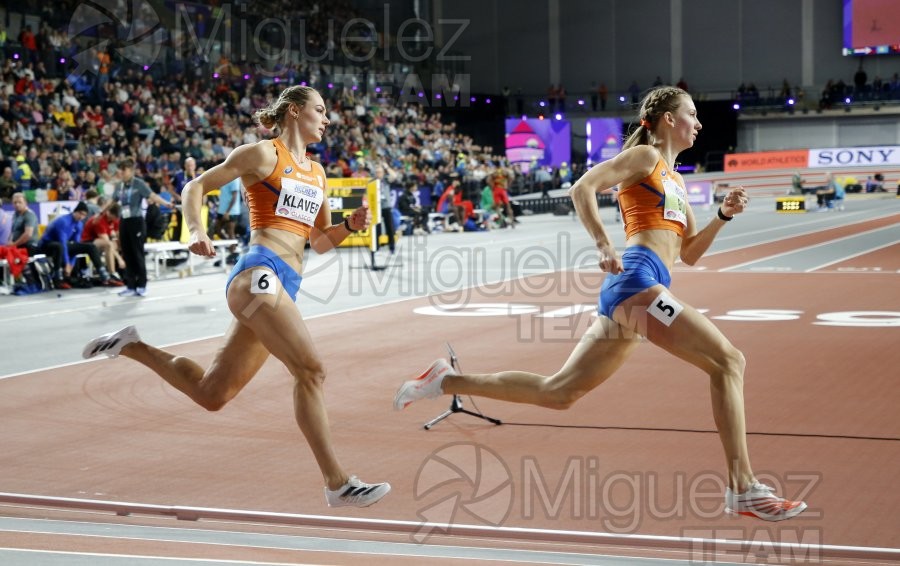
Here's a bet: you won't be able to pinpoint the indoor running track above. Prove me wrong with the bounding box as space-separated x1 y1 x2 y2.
1 209 899 565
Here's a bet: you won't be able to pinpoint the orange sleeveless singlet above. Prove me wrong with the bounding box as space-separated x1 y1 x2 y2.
244 138 327 239
618 157 688 239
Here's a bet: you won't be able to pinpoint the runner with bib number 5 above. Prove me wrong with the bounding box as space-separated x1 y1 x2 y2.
83 86 391 509
396 86 806 522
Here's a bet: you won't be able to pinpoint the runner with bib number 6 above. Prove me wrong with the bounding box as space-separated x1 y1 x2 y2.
83 86 391 509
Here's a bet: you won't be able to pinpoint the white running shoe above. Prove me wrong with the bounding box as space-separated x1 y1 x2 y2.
393 358 456 410
725 481 807 521
324 476 391 508
82 325 141 359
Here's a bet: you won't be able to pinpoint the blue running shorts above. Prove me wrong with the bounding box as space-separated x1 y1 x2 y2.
225 245 303 302
598 245 672 319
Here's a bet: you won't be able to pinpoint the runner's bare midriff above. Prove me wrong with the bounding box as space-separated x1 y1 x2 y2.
625 229 681 269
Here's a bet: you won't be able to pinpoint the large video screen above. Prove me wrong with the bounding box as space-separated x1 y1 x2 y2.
843 0 900 55
505 118 571 173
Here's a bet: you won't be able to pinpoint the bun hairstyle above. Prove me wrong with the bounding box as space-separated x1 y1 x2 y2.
254 85 317 130
622 86 689 151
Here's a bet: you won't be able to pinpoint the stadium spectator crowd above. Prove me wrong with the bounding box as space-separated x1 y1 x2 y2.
0 2 533 294
4 2 888 294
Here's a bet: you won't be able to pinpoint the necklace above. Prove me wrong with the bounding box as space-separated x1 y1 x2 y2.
280 136 308 167
288 149 305 163
287 147 310 168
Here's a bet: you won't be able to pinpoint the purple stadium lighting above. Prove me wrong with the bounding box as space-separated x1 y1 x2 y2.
274 77 280 83
59 57 66 64
375 86 382 93
13 53 19 60
351 85 357 91
435 93 442 99
213 73 220 79
486 98 491 104
539 101 546 107
619 96 625 102
787 98 795 105
243 74 250 80
327 83 333 89
577 99 585 106
300 81 308 86
454 95 459 101
418 91 424 97
733 103 741 110
521 115 526 120
845 97 851 104
554 113 562 120
470 96 476 102
143 65 149 71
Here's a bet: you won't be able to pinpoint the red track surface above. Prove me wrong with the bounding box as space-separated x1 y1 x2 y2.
1 220 898 564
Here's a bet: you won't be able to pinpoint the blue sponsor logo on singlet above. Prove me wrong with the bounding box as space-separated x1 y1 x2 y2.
298 185 320 198
284 166 293 175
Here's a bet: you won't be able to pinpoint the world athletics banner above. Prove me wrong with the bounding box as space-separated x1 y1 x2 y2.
725 145 900 172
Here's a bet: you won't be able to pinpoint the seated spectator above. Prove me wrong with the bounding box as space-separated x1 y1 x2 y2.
0 167 16 200
13 156 35 191
480 183 498 226
435 179 461 230
146 185 176 241
492 175 517 228
81 203 125 283
213 178 242 240
865 173 886 193
8 193 39 254
815 172 845 211
37 201 116 287
791 172 804 195
397 181 429 235
452 186 483 232
83 188 104 216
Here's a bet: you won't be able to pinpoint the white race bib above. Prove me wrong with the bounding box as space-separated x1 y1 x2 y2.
250 269 278 295
275 178 324 226
648 290 684 327
662 178 687 226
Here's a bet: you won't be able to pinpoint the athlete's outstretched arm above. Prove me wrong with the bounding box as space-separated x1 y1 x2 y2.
679 187 748 265
182 143 267 257
308 198 371 254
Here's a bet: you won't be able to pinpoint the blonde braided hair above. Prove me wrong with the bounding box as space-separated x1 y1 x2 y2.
622 86 689 150
253 85 317 130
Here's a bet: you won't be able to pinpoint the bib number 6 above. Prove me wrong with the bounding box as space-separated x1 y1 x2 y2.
251 269 278 295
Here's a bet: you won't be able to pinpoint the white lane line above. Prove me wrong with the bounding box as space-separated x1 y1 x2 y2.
804 239 900 272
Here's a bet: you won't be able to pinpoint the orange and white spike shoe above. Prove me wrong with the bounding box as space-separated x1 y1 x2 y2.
393 359 455 410
725 481 807 521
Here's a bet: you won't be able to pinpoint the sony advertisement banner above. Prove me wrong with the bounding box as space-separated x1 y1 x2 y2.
807 146 900 168
726 145 900 171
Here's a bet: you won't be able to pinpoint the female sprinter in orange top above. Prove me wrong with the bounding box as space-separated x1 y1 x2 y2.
395 86 806 522
84 86 390 508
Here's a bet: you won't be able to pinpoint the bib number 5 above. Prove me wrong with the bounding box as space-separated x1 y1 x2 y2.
647 290 684 327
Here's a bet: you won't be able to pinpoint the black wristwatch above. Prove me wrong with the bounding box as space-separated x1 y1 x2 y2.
343 217 356 232
717 207 733 222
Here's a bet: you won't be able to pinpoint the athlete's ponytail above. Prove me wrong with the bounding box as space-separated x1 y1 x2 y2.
254 85 317 130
